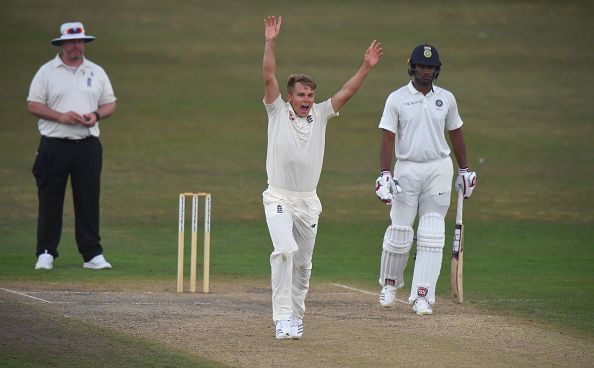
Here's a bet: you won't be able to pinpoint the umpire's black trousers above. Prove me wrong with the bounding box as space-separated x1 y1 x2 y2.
33 136 104 262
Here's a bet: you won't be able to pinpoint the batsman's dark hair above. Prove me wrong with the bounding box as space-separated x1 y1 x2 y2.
287 74 316 94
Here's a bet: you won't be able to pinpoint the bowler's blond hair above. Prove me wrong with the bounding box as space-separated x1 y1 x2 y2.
287 74 316 94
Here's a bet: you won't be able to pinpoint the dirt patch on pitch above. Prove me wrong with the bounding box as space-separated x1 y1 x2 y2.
1 280 592 368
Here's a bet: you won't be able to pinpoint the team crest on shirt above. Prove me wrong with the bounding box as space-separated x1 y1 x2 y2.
435 99 443 107
306 115 313 124
288 111 296 122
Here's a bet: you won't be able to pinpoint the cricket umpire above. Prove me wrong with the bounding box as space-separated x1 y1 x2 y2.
375 44 477 315
27 22 116 270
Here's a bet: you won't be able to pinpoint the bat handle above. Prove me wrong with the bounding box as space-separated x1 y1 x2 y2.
456 189 464 225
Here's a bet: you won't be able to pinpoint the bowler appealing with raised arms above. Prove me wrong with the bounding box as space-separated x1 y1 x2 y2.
262 16 382 339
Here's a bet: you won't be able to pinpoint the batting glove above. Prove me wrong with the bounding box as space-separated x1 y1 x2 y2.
375 170 402 205
456 167 477 199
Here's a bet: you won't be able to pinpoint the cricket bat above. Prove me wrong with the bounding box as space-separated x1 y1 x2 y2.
451 189 464 303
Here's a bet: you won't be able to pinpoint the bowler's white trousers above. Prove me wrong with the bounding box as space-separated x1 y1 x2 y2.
263 186 321 322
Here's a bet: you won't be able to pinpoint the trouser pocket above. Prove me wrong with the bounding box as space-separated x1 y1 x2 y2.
32 150 49 188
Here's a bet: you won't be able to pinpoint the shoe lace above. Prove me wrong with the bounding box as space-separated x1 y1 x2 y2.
416 297 429 309
277 320 290 329
382 286 396 296
291 317 302 327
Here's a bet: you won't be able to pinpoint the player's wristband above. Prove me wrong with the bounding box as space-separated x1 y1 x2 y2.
93 111 101 121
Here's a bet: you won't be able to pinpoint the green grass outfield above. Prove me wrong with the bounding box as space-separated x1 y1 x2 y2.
1 0 593 362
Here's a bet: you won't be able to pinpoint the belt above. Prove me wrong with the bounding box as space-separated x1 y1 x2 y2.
42 136 95 143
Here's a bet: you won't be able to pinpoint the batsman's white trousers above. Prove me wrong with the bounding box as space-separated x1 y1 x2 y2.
263 186 321 322
390 156 453 304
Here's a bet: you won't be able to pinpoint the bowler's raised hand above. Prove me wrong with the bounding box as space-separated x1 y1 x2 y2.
264 16 282 41
364 40 383 68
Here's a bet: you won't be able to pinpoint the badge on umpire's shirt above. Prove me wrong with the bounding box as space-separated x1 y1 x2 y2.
435 99 443 107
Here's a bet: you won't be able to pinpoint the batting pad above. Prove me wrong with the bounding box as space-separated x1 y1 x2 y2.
409 213 445 304
379 225 413 288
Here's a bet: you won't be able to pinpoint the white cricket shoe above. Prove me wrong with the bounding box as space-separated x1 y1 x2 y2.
413 297 433 315
35 251 54 270
379 284 397 308
83 254 112 270
275 319 291 340
291 316 303 339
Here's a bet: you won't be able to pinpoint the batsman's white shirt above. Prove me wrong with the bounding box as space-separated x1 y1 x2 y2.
264 95 338 192
27 54 116 139
379 81 462 162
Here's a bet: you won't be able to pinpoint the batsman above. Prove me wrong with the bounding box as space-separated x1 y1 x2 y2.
375 44 477 315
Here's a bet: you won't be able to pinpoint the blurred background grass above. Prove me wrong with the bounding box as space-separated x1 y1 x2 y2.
1 0 592 336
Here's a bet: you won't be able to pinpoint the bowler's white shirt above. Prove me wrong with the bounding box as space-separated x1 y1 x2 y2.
379 81 462 162
27 54 116 139
264 95 338 192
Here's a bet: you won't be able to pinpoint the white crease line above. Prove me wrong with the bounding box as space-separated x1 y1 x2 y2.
330 283 409 305
44 291 153 294
0 288 52 303
33 291 93 295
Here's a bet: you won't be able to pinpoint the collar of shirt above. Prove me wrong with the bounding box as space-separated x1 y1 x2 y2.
52 53 90 71
407 80 436 96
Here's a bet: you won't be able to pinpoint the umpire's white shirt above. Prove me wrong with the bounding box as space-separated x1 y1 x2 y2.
379 81 463 162
264 95 338 192
27 54 116 139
